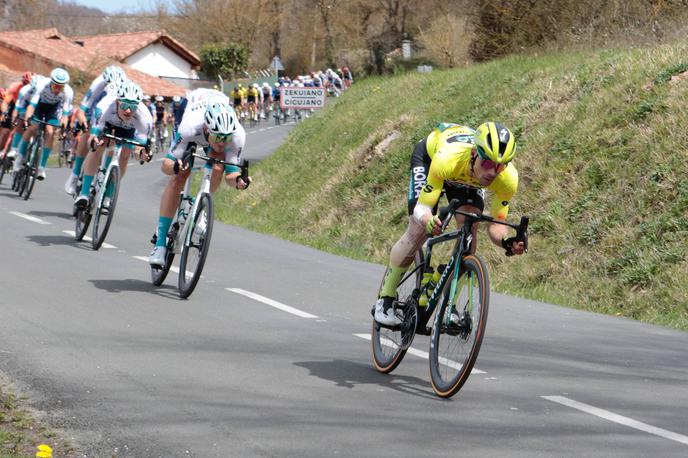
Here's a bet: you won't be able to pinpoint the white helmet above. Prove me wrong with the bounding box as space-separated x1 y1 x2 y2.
50 67 70 85
204 102 237 135
117 80 143 103
172 95 181 103
155 95 164 102
102 65 125 84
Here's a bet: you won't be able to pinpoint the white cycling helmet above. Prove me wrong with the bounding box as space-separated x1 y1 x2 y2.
50 68 70 85
172 95 181 103
117 80 143 103
204 102 237 135
102 65 125 84
155 95 164 102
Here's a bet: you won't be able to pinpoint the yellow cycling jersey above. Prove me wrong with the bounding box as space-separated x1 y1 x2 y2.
419 123 519 221
230 89 242 101
248 87 259 98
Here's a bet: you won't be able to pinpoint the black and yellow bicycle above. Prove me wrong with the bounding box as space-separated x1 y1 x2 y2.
371 199 529 398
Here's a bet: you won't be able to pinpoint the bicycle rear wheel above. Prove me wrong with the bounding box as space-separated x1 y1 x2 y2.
91 166 119 250
178 193 213 298
429 254 489 398
22 142 40 200
371 253 423 374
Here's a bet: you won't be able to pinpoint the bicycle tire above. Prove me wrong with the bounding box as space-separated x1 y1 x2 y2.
0 156 8 184
22 140 41 200
178 193 213 298
91 166 119 250
12 165 21 191
371 253 423 374
429 254 490 398
74 201 91 241
151 226 176 286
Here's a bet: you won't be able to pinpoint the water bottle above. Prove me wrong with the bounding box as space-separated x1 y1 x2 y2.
177 196 193 227
418 265 435 307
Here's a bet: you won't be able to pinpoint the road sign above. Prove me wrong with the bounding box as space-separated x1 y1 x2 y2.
271 56 284 71
280 87 326 110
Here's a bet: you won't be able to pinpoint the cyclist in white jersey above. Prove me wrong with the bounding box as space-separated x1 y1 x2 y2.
64 65 125 195
74 80 152 209
148 89 249 266
5 75 45 159
13 68 73 180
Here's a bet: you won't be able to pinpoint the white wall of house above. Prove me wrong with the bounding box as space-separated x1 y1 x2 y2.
126 42 198 79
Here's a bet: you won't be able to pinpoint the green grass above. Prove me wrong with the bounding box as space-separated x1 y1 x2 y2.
214 41 688 331
0 385 76 457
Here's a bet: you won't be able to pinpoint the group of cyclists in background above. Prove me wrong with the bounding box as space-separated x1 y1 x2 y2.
0 64 252 298
230 67 353 125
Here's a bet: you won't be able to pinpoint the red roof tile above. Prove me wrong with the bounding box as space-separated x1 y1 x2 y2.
0 28 187 98
72 30 200 67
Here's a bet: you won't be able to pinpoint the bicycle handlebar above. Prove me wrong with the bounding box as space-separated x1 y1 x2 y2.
100 132 150 164
439 198 529 254
182 143 250 189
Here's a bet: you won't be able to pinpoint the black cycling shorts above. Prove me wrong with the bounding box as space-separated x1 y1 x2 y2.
406 138 484 215
233 99 242 107
247 95 256 103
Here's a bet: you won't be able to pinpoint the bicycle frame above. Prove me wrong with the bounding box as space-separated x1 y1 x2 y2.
398 201 528 335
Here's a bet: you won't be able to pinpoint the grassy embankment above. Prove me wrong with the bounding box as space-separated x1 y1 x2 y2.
214 41 688 330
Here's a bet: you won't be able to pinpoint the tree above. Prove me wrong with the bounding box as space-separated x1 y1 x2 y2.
199 42 250 80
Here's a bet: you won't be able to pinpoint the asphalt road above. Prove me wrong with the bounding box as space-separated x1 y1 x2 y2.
1 119 687 457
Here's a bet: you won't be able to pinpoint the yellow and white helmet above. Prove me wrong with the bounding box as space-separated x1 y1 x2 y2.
474 122 516 163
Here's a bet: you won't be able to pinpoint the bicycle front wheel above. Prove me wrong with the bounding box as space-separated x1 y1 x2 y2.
22 142 40 200
178 193 213 298
0 156 9 184
429 254 490 398
91 166 120 250
151 226 177 286
371 253 423 374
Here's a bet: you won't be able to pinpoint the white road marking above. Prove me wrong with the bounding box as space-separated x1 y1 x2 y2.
132 256 200 278
10 211 51 225
62 230 116 249
226 288 318 319
542 396 688 445
353 333 486 374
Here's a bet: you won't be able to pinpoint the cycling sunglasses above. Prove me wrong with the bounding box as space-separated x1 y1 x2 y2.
209 133 232 143
119 100 139 111
476 145 508 172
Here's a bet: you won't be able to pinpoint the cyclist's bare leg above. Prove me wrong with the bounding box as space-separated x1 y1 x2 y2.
389 217 427 268
159 158 191 219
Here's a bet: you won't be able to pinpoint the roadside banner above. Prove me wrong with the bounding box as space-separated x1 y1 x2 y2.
280 87 326 110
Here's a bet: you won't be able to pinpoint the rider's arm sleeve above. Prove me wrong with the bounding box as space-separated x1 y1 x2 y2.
488 165 518 221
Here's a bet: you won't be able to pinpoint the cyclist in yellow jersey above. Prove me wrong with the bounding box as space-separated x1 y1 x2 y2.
374 121 527 326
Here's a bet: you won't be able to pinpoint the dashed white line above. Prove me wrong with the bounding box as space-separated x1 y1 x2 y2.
62 230 116 249
353 333 486 374
226 288 318 319
10 211 51 225
542 396 688 445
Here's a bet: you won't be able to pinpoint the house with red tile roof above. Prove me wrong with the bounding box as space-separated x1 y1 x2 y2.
72 30 201 81
0 28 187 97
